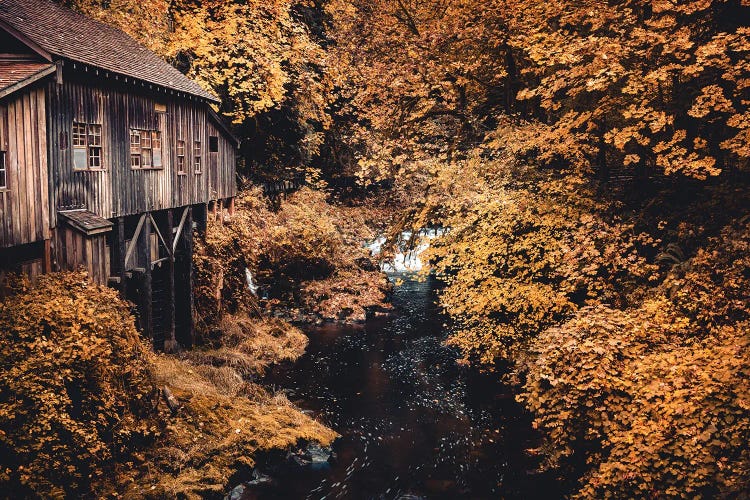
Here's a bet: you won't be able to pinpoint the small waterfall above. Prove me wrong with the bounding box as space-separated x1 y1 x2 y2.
368 228 447 272
245 268 259 295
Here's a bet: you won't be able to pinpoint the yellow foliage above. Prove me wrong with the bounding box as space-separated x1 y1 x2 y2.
420 139 658 364
0 272 158 498
520 220 750 498
195 187 390 326
0 272 336 499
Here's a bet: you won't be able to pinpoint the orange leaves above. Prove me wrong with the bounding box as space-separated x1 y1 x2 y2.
0 272 158 497
721 111 750 160
421 141 658 365
688 85 735 119
520 219 750 498
504 0 750 180
195 187 389 326
325 0 513 184
167 0 323 124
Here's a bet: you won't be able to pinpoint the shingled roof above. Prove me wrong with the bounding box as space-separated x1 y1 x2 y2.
0 0 218 102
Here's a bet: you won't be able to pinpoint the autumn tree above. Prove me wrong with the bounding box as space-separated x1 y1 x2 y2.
324 0 513 185
509 0 750 180
43 1 750 496
62 0 333 179
521 219 750 498
0 273 157 498
370 2 750 495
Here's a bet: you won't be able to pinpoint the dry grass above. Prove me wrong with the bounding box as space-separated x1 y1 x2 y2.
111 316 332 498
117 353 336 499
183 315 309 377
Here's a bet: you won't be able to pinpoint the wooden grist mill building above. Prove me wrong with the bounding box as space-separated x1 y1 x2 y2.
0 0 238 349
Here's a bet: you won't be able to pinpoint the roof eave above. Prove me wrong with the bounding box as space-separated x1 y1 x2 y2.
207 106 240 146
59 57 220 103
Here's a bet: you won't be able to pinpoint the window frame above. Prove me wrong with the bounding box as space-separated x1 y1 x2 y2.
72 122 105 171
130 130 141 149
0 151 6 189
130 153 141 169
194 140 202 174
130 128 163 170
176 139 186 174
72 122 87 148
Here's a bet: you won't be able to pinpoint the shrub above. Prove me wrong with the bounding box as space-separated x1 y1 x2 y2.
0 272 158 498
194 187 389 326
183 316 309 376
520 220 750 498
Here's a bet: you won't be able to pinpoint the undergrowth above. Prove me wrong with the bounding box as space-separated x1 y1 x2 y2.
195 186 391 325
0 272 336 499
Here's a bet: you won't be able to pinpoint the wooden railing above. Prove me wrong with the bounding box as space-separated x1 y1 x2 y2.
260 176 306 197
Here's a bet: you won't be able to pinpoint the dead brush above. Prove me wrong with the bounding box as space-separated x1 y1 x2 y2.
183 314 308 378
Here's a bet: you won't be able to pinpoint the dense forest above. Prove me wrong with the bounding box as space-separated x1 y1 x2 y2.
2 0 749 497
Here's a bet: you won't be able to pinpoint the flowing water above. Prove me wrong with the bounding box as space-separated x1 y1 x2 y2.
258 273 560 499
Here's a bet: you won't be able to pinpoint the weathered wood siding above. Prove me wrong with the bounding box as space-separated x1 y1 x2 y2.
0 85 49 248
54 222 108 285
47 70 236 223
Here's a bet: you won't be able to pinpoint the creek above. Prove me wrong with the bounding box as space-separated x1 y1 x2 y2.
253 272 561 499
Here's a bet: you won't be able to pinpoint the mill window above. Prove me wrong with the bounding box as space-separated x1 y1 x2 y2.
130 129 162 169
194 140 202 173
177 139 186 173
72 122 86 147
0 151 6 189
209 135 219 153
72 122 103 170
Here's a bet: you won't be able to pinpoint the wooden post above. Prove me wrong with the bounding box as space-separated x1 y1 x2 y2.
212 200 218 221
228 197 235 216
111 217 126 297
218 199 224 226
164 210 178 353
195 203 208 236
185 206 195 347
137 214 153 340
42 239 52 273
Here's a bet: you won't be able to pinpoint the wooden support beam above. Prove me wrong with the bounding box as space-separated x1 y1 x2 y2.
218 199 224 226
184 206 195 347
111 217 126 297
164 209 178 353
137 215 153 341
124 213 146 270
228 197 235 216
195 203 208 235
172 206 190 254
148 213 173 259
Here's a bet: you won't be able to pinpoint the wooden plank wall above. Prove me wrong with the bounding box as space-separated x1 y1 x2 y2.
54 223 108 285
0 86 49 248
208 120 237 200
47 71 237 223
